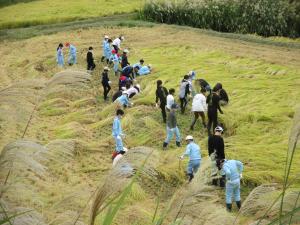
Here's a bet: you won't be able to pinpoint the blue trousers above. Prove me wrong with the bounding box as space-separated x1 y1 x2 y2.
57 56 64 67
226 179 241 204
68 54 77 65
113 136 123 152
113 62 119 72
164 126 181 143
187 159 200 175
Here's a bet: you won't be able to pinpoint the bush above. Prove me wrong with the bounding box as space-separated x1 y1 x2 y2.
141 0 300 37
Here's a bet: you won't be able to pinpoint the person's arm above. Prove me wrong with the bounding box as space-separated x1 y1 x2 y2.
180 146 190 159
185 83 190 97
220 138 225 159
208 136 214 156
112 119 119 136
155 89 159 104
215 95 223 114
236 160 243 173
223 165 231 179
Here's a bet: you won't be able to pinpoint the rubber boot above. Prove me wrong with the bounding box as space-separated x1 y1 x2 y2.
101 56 105 62
212 178 218 186
176 141 181 147
190 125 194 131
226 203 232 212
236 201 241 209
188 173 194 182
163 142 168 150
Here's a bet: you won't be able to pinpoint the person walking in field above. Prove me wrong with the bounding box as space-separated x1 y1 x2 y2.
180 135 201 182
155 80 168 123
216 159 243 212
56 43 64 67
179 75 190 114
163 103 181 149
104 38 113 65
112 35 124 53
101 66 111 101
112 109 126 154
166 88 175 111
207 87 223 136
190 88 207 130
111 49 120 76
208 126 225 187
65 42 77 66
87 47 96 72
121 49 130 68
101 35 109 62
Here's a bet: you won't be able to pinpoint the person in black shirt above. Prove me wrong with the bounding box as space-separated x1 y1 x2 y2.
197 79 211 93
214 83 229 106
121 49 130 68
87 47 96 71
155 80 168 123
207 87 223 136
101 67 111 101
208 126 225 187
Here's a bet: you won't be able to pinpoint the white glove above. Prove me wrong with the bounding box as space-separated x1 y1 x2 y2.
131 102 134 106
155 103 158 108
179 155 184 160
116 135 122 140
108 81 112 84
240 174 243 179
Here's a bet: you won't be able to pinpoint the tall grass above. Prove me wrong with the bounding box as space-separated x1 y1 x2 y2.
141 0 300 37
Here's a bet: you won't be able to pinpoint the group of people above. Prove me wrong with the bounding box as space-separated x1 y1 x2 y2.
56 34 244 213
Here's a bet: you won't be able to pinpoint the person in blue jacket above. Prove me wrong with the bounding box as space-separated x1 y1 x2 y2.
137 65 152 76
101 35 109 62
115 91 132 108
217 159 244 212
132 59 144 70
112 109 125 153
104 38 112 64
111 49 120 76
121 65 139 80
56 43 64 67
180 135 201 182
65 42 77 66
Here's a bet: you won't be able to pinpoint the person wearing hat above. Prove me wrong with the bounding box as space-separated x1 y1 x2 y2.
111 49 120 76
101 35 109 62
208 126 225 187
190 87 207 130
155 80 168 123
207 86 223 136
87 47 96 71
121 49 130 68
104 38 113 65
137 64 152 76
101 66 111 101
216 159 243 212
56 43 64 67
112 109 126 154
114 91 132 108
112 35 124 53
163 103 181 149
180 135 201 182
178 75 190 114
65 42 77 66
126 84 141 98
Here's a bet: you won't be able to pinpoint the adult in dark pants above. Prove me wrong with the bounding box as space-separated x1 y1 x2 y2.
101 66 111 101
208 126 225 187
155 80 168 123
87 47 96 71
178 75 190 114
121 49 130 68
207 87 223 136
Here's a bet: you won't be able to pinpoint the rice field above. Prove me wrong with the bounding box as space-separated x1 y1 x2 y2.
0 23 299 224
0 0 142 29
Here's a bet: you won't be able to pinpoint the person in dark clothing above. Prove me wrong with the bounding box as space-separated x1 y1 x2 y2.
155 80 168 123
214 83 229 106
121 49 130 68
179 75 190 114
207 87 223 136
197 79 211 93
87 47 96 71
101 67 111 101
208 126 226 187
121 65 139 80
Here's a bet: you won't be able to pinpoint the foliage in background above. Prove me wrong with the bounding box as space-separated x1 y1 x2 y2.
141 0 300 37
